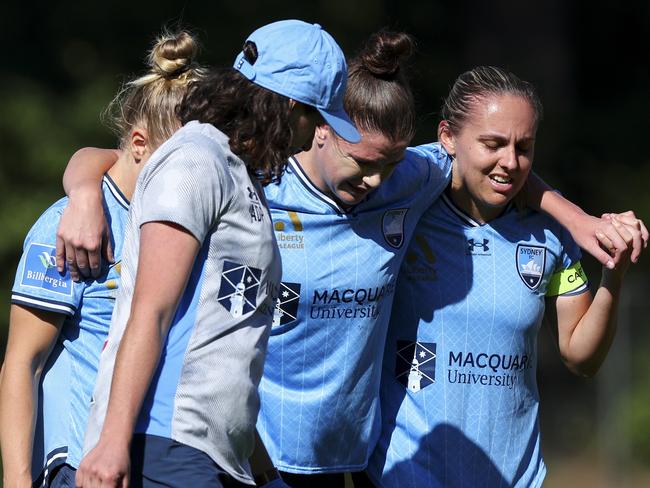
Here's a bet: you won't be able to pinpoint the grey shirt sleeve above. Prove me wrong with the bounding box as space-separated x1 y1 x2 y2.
138 143 233 243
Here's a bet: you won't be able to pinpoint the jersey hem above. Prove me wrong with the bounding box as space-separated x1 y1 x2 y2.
273 461 367 475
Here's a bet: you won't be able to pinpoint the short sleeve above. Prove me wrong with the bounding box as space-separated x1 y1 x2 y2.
546 225 589 297
11 202 84 316
409 142 453 188
138 142 232 243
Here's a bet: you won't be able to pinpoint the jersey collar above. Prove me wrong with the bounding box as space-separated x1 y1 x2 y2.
103 174 130 210
288 157 346 215
441 192 514 227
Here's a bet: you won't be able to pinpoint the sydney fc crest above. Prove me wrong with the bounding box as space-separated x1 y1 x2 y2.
272 281 301 328
383 209 408 248
396 340 436 393
217 261 262 317
516 244 546 290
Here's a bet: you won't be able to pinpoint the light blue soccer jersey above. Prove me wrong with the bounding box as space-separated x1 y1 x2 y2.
368 194 589 488
10 175 128 486
257 143 453 473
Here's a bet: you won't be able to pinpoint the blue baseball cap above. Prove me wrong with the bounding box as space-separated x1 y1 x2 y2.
234 20 361 143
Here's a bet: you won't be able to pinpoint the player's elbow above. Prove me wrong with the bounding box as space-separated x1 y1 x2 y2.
564 357 602 379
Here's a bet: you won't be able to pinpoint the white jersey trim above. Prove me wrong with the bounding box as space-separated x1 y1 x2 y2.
103 174 130 210
288 157 344 214
11 292 76 316
441 192 515 227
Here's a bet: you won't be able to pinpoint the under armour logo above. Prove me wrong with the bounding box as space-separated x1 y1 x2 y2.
247 186 260 202
467 238 490 253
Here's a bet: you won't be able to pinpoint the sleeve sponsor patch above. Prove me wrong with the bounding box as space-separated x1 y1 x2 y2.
546 261 588 297
20 243 73 296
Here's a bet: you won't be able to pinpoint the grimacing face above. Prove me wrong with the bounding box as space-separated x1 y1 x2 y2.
309 126 410 207
441 93 537 223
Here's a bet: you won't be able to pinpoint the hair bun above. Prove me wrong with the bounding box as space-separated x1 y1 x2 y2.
359 30 414 78
149 31 199 78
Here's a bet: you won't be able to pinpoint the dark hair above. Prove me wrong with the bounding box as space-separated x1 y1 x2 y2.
177 67 293 185
441 66 543 134
344 30 416 143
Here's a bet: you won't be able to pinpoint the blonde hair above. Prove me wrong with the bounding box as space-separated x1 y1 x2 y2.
103 30 207 150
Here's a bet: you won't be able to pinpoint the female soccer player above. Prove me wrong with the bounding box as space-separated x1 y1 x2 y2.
71 20 358 488
54 33 646 488
0 30 206 487
368 66 645 488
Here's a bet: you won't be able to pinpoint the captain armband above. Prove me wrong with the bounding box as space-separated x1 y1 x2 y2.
546 261 588 297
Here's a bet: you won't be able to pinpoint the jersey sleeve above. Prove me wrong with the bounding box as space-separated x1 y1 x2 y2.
409 142 453 193
138 142 232 243
11 202 84 316
545 225 589 297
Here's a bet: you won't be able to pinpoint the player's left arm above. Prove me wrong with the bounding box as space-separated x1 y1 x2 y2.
76 221 200 488
544 217 639 377
526 172 648 268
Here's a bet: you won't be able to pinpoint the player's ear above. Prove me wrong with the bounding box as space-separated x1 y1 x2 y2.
438 120 456 157
130 127 149 161
314 124 332 146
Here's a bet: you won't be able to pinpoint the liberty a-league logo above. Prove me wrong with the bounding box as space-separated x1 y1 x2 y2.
217 261 262 317
382 208 408 248
273 282 301 327
21 243 72 296
516 244 547 290
396 340 436 393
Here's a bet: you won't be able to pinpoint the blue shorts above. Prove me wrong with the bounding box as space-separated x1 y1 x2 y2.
130 433 247 488
49 464 76 487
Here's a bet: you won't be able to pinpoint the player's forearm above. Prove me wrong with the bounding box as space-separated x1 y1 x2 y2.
526 172 586 226
564 272 623 377
63 147 119 197
0 361 40 486
98 315 168 446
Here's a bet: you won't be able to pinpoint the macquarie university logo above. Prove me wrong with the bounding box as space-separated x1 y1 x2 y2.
217 261 262 317
21 243 72 296
396 340 436 393
516 244 547 290
382 209 408 248
273 281 301 327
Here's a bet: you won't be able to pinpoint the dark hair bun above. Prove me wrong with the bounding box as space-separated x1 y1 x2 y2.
358 30 414 78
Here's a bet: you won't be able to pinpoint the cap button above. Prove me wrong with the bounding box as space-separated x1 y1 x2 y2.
313 23 322 29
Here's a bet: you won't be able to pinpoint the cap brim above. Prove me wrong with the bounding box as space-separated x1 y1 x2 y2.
318 107 361 143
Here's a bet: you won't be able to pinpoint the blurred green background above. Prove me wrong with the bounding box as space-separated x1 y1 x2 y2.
1 1 649 486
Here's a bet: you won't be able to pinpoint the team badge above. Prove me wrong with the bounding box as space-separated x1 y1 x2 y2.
217 261 262 317
382 209 408 248
272 282 301 327
396 340 436 393
516 244 547 290
20 243 73 296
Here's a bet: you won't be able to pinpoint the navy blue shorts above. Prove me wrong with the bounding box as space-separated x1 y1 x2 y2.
50 464 76 488
130 433 247 488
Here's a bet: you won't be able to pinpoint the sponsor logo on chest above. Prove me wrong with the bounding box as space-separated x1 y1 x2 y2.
217 261 262 317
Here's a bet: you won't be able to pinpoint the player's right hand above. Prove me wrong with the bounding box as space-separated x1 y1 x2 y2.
76 441 129 488
56 185 114 281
